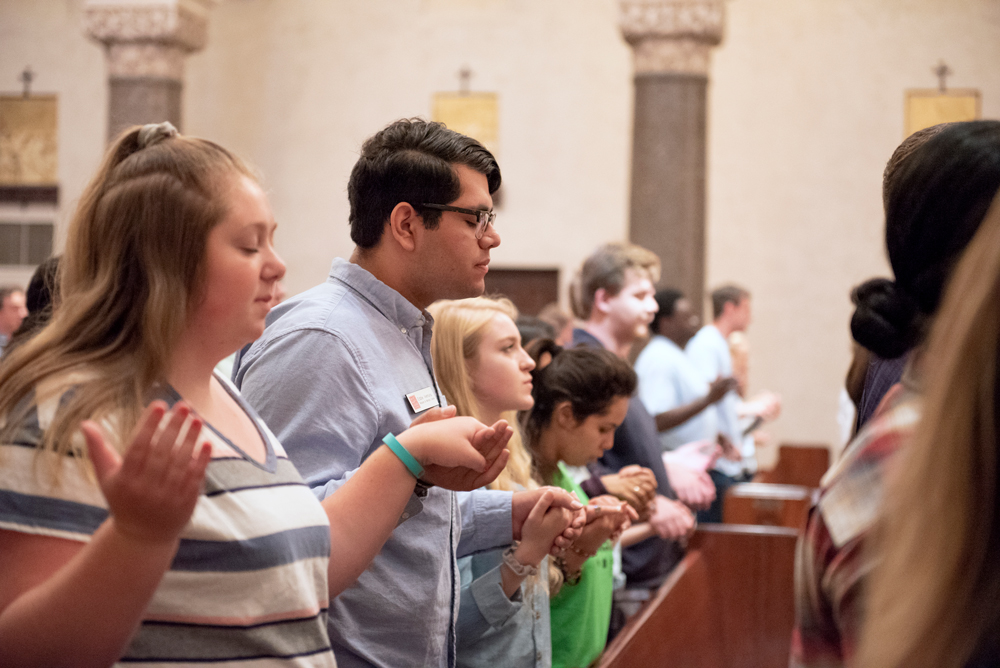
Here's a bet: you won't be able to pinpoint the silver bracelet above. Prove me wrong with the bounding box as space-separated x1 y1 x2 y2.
502 544 538 578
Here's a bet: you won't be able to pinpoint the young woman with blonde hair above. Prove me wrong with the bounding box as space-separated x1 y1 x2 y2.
0 123 511 667
430 296 579 668
856 196 1000 668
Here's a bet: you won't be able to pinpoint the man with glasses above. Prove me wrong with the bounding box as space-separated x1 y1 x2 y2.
235 119 581 668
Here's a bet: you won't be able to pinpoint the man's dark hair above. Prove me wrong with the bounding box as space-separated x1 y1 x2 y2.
347 118 501 248
650 288 684 335
711 284 749 320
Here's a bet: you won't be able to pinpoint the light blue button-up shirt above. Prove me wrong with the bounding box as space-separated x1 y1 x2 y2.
235 258 513 668
457 549 551 668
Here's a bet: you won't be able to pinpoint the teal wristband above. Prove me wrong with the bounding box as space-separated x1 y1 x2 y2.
383 433 425 479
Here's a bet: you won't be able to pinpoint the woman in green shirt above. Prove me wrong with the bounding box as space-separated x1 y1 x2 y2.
523 342 639 668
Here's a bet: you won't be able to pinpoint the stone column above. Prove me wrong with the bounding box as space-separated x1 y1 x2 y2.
620 0 724 313
84 0 215 142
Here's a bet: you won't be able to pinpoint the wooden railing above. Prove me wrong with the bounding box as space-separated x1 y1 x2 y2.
753 444 830 488
597 524 798 668
723 483 815 530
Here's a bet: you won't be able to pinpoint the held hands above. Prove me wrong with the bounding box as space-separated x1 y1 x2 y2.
512 487 585 555
512 490 576 567
396 412 512 492
662 460 716 511
647 495 696 542
570 495 636 556
82 401 212 546
600 465 656 517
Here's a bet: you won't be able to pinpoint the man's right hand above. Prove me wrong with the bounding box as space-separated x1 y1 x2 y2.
647 495 696 541
401 418 512 492
707 376 738 404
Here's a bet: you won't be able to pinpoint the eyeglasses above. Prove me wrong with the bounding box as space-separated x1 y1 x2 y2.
420 203 497 239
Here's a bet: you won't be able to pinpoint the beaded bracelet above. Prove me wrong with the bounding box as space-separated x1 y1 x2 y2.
567 543 599 560
554 555 582 586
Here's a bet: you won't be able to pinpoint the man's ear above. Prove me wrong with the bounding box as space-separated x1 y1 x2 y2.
593 287 612 316
387 202 423 252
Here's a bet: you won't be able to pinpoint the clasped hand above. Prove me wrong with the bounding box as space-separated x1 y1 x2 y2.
403 406 512 491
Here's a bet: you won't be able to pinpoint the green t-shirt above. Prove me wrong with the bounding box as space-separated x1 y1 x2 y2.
549 462 615 668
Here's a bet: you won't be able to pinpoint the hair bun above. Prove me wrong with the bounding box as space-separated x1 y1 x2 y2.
850 278 922 359
137 122 179 150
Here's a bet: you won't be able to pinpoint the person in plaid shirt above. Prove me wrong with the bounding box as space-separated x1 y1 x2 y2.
791 120 1000 667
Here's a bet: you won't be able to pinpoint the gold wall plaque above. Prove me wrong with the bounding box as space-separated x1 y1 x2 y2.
0 95 58 185
432 92 499 155
905 89 981 137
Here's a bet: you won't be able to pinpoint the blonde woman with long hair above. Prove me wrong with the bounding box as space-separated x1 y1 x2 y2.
856 196 1000 668
0 124 512 667
430 296 578 668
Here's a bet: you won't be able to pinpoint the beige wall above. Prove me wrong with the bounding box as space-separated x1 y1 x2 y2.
2 0 999 451
707 0 1000 452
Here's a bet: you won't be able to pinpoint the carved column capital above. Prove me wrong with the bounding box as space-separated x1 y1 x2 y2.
84 0 216 79
619 0 725 76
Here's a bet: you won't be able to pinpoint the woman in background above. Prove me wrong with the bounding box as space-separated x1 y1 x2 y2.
430 296 577 668
523 343 639 668
856 196 1000 668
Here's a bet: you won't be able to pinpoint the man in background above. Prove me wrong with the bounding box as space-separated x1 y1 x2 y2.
685 284 754 522
0 286 28 356
571 242 696 590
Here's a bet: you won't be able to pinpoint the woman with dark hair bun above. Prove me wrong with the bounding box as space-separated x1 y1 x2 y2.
793 119 1000 668
851 120 1000 428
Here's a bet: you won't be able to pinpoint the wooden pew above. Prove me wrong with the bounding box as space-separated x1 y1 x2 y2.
723 483 815 531
598 524 798 668
754 444 830 488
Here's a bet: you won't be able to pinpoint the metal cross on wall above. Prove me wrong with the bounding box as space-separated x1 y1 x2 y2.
19 66 34 98
458 66 472 95
933 60 952 93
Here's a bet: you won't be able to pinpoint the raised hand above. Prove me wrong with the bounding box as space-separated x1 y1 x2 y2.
396 417 512 492
82 401 212 545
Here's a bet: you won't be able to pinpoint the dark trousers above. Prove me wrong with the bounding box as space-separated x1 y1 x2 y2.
697 469 751 523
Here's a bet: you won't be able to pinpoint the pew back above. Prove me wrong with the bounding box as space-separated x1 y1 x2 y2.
599 525 798 668
754 444 830 488
723 483 815 530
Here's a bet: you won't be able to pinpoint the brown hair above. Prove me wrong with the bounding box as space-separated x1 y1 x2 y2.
0 125 253 459
570 242 660 320
856 194 1000 668
710 284 749 320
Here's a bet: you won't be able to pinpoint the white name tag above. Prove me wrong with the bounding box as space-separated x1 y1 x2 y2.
406 387 440 413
